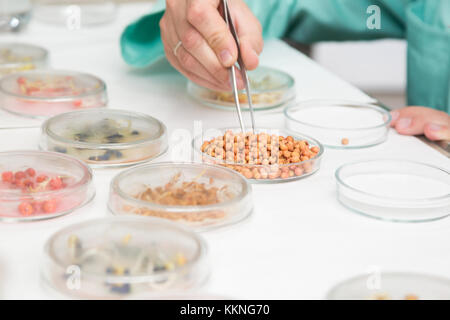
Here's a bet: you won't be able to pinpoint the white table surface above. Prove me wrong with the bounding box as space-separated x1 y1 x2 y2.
0 3 449 300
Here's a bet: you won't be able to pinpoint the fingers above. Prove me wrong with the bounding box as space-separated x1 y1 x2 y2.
424 124 450 141
161 0 263 91
161 8 229 91
390 106 450 140
186 0 238 67
169 4 232 87
164 42 229 91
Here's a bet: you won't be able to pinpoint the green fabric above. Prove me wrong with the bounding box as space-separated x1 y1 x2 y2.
121 0 450 112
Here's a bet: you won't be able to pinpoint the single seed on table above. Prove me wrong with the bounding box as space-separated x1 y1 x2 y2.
341 138 349 145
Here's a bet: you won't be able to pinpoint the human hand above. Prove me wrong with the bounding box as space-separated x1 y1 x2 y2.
160 0 263 91
390 106 450 141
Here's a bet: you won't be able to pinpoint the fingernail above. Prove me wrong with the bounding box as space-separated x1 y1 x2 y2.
429 123 442 131
220 50 233 65
397 118 412 130
390 111 399 122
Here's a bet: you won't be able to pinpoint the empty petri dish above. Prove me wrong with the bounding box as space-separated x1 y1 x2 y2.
0 1 32 32
0 43 48 75
336 160 450 222
42 217 209 299
187 66 295 111
193 128 323 184
0 70 107 118
327 272 450 300
33 0 117 27
284 100 391 148
0 150 94 222
108 162 253 231
40 109 168 168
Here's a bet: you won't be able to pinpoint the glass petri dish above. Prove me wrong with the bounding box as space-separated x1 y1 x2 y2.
108 162 253 231
327 272 450 300
336 160 450 222
0 150 94 222
40 109 168 168
33 0 117 27
193 128 323 184
284 100 391 149
187 66 295 111
0 0 32 32
0 70 107 118
42 217 209 299
0 43 48 76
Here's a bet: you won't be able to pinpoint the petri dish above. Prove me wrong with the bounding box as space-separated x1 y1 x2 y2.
40 109 168 168
0 0 32 32
108 162 253 231
284 100 391 149
33 0 117 27
0 150 94 222
0 70 107 118
42 217 209 299
327 272 450 300
193 128 323 184
0 43 48 76
336 160 450 222
187 66 295 111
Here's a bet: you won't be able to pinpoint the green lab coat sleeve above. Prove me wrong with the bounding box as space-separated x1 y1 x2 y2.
120 0 450 112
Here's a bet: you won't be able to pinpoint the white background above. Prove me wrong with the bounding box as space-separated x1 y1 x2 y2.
0 3 449 299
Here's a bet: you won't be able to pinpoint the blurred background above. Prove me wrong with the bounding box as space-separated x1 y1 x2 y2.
1 0 407 109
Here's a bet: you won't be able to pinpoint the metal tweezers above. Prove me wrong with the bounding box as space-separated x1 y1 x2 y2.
219 0 255 133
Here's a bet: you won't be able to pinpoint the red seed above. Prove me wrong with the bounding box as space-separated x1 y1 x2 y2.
15 179 24 188
1 171 13 182
14 171 26 180
26 168 36 177
23 180 34 188
73 100 82 108
49 177 63 190
36 175 48 183
17 77 26 84
42 200 56 213
18 202 34 216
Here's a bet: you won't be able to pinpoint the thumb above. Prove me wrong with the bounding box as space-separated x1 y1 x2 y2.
186 0 238 67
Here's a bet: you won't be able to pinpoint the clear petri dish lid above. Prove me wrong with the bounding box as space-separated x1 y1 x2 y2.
40 109 168 168
108 162 253 231
336 159 450 222
0 43 48 75
284 100 391 148
187 66 295 111
33 0 117 26
327 272 450 300
43 217 209 299
0 150 94 222
193 127 323 184
0 69 107 118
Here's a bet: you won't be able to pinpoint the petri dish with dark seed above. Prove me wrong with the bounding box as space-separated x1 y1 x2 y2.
40 109 168 168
